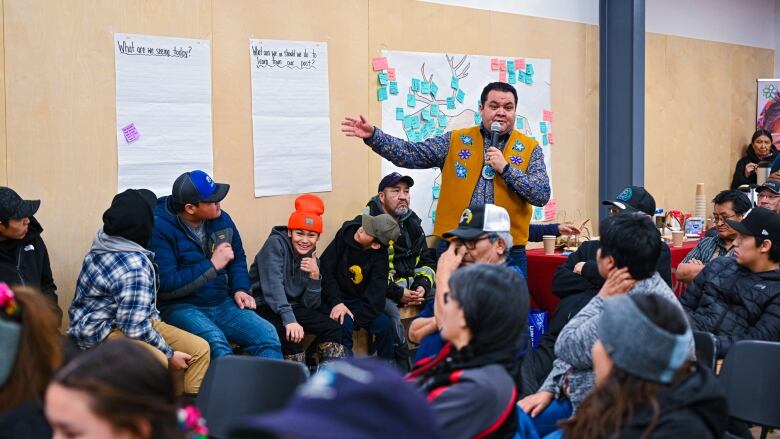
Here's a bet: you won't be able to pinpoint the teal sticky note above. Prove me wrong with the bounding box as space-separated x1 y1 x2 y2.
411 78 420 91
435 128 444 136
378 72 388 85
542 134 549 145
474 112 482 125
456 89 465 103
526 64 534 75
507 60 514 72
438 114 448 127
389 81 398 95
516 117 524 130
403 116 413 129
430 82 439 97
508 72 516 84
411 117 420 129
518 72 526 83
421 108 431 121
396 108 404 120
407 93 416 107
377 87 388 101
540 122 547 133
525 75 533 85
430 104 439 116
451 76 459 89
446 97 455 109
421 81 431 95
412 131 422 142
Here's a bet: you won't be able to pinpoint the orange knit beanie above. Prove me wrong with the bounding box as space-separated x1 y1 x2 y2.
287 194 325 234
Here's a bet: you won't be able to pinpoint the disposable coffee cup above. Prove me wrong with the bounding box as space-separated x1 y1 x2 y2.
672 230 684 247
543 235 556 255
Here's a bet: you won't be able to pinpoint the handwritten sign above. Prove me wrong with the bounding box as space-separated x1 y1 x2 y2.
114 33 213 195
250 39 331 196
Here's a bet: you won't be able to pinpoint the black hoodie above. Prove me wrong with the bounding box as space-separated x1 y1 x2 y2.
0 216 59 320
320 218 388 328
617 365 728 438
731 144 778 189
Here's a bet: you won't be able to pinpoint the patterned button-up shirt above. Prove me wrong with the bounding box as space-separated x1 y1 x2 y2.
682 236 735 263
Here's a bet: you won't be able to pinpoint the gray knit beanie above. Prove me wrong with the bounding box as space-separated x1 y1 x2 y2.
598 295 692 384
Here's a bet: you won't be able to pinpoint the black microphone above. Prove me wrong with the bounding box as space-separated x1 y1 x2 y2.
490 121 501 147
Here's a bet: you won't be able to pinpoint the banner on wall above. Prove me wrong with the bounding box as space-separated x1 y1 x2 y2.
757 78 780 145
375 50 553 234
114 33 213 196
249 39 332 197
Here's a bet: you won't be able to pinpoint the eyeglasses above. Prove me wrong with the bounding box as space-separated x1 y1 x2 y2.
712 214 735 224
453 235 491 250
758 193 780 200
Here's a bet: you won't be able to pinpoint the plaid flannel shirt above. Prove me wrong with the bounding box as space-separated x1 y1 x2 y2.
68 251 172 357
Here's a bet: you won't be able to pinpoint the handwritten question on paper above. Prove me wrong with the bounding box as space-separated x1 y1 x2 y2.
117 40 193 59
251 43 319 69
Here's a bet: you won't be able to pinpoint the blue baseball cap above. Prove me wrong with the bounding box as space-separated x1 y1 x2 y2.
171 170 229 205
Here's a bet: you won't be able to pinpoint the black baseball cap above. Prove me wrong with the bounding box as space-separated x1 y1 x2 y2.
377 172 414 192
171 170 229 205
757 180 780 195
442 204 511 240
602 186 656 216
726 207 780 244
0 187 40 221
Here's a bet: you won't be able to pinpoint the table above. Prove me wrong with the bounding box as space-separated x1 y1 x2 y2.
526 239 699 314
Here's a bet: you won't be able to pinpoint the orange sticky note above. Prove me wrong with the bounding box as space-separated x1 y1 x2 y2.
490 58 499 70
387 68 396 81
499 71 507 82
517 58 526 71
543 110 554 122
548 132 555 144
499 60 506 71
372 57 388 71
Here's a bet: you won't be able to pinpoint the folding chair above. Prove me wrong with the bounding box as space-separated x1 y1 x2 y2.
718 340 780 439
196 355 308 438
693 330 718 370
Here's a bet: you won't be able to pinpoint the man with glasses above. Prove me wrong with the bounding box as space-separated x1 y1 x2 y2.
757 180 780 212
408 204 519 361
676 190 751 284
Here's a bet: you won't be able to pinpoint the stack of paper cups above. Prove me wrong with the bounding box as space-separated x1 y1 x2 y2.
695 183 706 219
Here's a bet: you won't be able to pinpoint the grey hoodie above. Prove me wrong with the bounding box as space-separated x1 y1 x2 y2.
249 226 322 326
540 273 693 411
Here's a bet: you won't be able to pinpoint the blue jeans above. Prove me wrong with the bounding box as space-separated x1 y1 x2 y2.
161 296 282 360
341 299 394 360
531 398 573 438
506 245 528 279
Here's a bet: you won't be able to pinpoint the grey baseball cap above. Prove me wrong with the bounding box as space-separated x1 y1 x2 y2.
361 213 400 246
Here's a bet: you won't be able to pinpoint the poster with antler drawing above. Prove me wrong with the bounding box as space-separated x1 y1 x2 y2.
376 50 552 234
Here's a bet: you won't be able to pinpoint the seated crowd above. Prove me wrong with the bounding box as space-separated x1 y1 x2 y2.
2 86 780 438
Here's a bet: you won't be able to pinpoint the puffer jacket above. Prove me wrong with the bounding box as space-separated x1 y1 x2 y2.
681 255 780 356
151 196 250 307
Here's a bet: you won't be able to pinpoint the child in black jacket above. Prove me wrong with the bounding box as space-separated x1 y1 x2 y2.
320 213 400 359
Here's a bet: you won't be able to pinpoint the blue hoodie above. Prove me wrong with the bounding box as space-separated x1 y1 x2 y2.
151 196 251 307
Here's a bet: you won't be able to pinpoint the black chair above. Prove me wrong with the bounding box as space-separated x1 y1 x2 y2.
693 330 718 370
196 356 308 439
718 340 780 439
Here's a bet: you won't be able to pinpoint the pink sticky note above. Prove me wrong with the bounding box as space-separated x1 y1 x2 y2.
544 199 557 221
543 110 554 122
387 68 396 81
372 57 388 71
122 123 139 143
548 132 555 144
499 71 507 82
517 58 526 71
499 60 507 71
490 58 499 70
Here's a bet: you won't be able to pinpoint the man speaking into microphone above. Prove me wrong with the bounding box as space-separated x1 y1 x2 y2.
342 82 550 276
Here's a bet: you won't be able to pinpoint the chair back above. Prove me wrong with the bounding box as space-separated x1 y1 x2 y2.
693 331 717 370
718 340 780 430
196 356 308 438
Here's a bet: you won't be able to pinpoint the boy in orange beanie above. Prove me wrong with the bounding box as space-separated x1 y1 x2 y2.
250 194 347 364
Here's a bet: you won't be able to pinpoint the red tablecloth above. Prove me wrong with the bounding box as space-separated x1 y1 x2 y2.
526 239 699 314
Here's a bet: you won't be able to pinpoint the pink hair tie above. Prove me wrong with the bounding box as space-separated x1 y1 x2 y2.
0 283 20 317
177 405 208 438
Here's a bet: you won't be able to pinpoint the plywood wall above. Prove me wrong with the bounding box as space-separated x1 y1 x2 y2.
0 0 772 320
645 33 774 214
